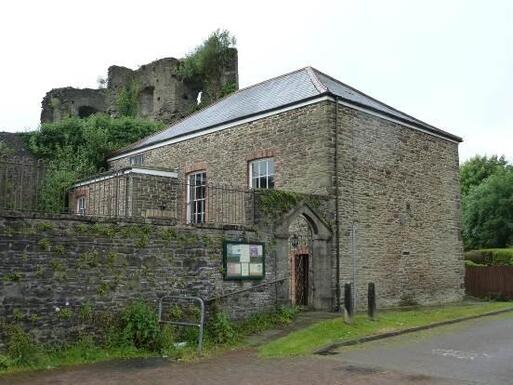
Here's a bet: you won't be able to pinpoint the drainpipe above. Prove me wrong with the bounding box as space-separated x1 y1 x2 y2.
334 96 341 312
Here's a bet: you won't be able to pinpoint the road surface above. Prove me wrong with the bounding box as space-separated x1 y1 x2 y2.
2 312 512 385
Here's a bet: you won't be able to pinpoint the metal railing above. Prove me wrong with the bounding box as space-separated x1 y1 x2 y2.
158 295 205 353
0 157 252 226
0 156 45 211
182 182 250 226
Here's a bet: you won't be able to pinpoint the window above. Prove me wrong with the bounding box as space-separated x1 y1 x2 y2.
77 196 86 216
249 158 275 189
129 153 144 166
187 171 207 224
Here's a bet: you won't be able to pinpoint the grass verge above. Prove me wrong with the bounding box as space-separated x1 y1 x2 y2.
258 302 513 358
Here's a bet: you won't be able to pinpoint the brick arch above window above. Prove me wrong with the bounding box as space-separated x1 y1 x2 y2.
184 161 208 175
245 148 280 162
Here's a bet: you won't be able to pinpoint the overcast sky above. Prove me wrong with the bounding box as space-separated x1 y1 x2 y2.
0 0 511 162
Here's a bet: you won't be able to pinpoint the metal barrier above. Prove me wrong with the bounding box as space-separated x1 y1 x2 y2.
158 295 205 353
0 156 252 226
0 157 46 211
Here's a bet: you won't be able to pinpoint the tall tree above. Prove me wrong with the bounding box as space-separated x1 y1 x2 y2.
460 155 510 197
462 169 513 249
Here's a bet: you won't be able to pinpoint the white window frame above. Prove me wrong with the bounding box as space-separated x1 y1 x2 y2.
129 153 144 166
76 196 86 216
186 171 207 224
249 158 275 189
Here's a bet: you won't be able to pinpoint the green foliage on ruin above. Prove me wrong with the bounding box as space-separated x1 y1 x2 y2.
116 80 139 117
0 140 14 157
461 155 513 249
179 29 237 102
23 114 163 212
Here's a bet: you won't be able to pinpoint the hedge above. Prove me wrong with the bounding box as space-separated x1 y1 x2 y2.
464 248 513 266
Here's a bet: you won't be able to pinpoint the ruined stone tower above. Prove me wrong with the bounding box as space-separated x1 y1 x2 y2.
40 48 238 125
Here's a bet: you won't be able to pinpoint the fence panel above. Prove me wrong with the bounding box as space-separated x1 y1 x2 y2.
1 157 253 226
0 157 46 211
465 266 513 299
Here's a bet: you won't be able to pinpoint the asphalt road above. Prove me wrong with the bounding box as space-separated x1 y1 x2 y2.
332 312 513 385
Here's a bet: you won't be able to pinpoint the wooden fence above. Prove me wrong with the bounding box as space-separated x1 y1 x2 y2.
465 266 513 299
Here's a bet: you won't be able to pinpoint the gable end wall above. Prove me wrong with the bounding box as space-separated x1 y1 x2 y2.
335 103 464 308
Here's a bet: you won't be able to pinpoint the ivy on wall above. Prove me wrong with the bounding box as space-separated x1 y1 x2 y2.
116 80 139 118
257 190 322 217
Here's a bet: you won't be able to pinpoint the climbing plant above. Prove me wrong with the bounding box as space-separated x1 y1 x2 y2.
116 80 139 117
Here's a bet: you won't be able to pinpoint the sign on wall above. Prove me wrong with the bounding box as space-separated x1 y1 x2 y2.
223 241 265 280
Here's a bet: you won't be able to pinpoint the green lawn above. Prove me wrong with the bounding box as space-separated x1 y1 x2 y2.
258 302 513 357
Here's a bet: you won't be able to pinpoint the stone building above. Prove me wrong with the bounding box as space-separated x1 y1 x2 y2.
81 67 464 311
40 50 238 125
68 166 179 219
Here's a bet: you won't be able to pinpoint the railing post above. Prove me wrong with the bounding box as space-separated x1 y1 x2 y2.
368 282 376 320
344 283 353 324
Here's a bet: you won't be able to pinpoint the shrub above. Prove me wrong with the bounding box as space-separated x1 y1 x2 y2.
206 311 238 345
464 248 513 266
179 29 237 102
4 325 41 367
23 115 163 212
118 301 164 351
464 260 486 267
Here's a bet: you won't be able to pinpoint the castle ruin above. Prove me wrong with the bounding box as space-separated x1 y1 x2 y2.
41 49 238 124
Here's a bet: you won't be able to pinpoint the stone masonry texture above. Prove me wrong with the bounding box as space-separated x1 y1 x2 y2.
0 211 280 347
40 49 238 125
109 99 464 310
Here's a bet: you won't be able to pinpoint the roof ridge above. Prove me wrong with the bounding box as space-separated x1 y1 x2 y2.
305 66 328 94
110 67 314 157
311 67 440 130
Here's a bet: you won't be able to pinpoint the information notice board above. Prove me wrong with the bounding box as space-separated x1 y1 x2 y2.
223 241 265 280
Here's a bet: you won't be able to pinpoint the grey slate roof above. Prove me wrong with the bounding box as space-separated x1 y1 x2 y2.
113 67 461 157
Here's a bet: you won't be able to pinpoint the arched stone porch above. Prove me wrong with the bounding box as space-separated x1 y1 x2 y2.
273 203 334 311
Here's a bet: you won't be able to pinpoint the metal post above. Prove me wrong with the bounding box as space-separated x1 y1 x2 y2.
344 283 353 324
368 282 376 320
157 296 205 354
351 223 357 311
197 298 205 353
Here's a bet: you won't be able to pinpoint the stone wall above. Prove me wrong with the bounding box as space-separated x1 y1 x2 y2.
109 101 335 196
334 103 464 308
41 49 238 125
68 171 179 219
108 99 464 310
0 211 281 346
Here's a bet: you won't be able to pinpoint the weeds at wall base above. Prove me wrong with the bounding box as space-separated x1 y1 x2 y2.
0 303 299 374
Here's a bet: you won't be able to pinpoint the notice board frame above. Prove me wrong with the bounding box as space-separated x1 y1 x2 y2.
223 240 265 281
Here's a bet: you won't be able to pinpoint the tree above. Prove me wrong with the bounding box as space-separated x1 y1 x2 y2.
462 169 513 249
460 155 510 197
23 114 163 211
